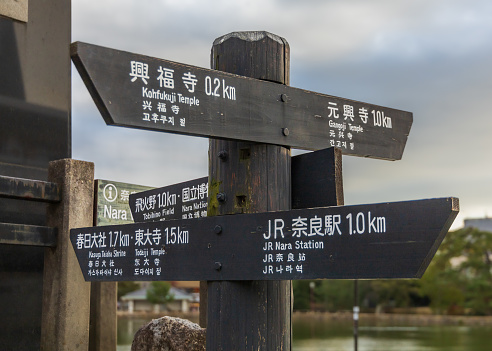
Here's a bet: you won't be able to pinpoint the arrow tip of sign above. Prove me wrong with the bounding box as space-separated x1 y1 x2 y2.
451 197 460 212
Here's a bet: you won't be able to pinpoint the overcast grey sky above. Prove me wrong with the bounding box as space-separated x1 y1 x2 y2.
71 0 492 229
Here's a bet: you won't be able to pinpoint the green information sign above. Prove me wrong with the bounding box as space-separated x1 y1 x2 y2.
95 179 154 226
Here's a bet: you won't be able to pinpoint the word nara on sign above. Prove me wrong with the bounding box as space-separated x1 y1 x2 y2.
95 179 154 225
70 197 458 282
71 42 413 161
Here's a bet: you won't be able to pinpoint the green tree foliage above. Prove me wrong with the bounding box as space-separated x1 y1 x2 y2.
117 281 140 300
146 281 174 305
316 280 354 311
293 228 492 315
421 227 492 315
368 280 423 309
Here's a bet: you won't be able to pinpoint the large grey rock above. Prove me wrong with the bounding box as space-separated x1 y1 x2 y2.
131 317 206 351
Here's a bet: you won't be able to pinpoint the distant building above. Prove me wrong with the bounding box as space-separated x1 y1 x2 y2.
464 218 492 232
121 286 199 313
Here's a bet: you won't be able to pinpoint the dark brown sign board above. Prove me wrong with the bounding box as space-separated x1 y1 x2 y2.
71 42 413 161
129 177 208 223
129 147 341 223
292 148 342 209
70 197 458 282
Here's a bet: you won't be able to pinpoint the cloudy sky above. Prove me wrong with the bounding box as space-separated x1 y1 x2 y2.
71 0 492 230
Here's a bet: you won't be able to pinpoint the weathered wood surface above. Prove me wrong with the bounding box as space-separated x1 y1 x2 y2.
71 41 413 160
0 175 60 203
70 197 459 281
206 31 292 351
0 222 57 247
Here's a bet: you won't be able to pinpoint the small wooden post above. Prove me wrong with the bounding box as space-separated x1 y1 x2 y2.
41 159 94 351
89 282 117 351
206 31 291 350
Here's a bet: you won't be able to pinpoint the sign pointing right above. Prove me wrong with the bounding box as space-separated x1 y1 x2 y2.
70 197 459 282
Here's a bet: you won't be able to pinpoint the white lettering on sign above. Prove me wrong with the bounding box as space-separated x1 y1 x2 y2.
130 61 149 84
164 226 189 245
134 195 157 213
323 100 394 153
76 230 130 250
205 76 236 100
130 59 239 131
177 94 200 106
157 67 174 89
263 219 285 240
359 107 369 123
182 182 208 203
346 211 386 235
104 204 128 221
78 223 191 279
372 110 392 128
103 183 118 202
182 72 198 93
260 211 387 276
142 87 177 103
157 191 176 207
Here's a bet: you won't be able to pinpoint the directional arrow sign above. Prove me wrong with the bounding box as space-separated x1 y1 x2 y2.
71 42 413 160
129 176 208 223
70 197 458 282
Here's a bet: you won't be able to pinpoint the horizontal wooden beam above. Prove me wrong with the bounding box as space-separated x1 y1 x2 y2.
0 175 60 203
0 222 57 247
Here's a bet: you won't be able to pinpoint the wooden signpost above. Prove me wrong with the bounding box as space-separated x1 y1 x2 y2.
70 31 457 350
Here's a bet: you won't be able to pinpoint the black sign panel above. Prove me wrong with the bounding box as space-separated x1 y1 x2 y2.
71 42 413 160
70 197 458 282
292 148 342 209
129 177 208 223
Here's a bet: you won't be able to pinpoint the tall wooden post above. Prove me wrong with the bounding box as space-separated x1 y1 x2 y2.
206 31 292 350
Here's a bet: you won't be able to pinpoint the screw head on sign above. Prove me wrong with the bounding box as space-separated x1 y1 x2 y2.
214 225 223 234
281 93 288 102
217 192 226 202
282 128 290 136
214 262 222 271
218 150 228 161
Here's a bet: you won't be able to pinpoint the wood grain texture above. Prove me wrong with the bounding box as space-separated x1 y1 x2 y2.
206 31 292 351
